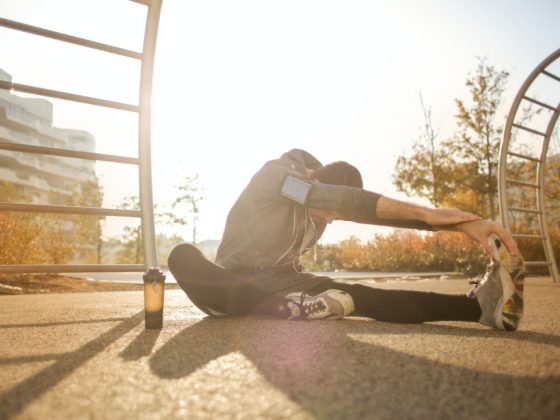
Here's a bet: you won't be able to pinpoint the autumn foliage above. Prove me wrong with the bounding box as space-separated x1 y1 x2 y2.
302 227 560 276
0 180 103 265
311 231 488 275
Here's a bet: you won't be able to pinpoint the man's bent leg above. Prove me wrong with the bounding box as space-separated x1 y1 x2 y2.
168 243 290 317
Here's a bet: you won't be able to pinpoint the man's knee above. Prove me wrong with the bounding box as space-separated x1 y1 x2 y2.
168 243 202 276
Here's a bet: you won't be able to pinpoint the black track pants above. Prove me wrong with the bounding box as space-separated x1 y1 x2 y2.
168 243 481 323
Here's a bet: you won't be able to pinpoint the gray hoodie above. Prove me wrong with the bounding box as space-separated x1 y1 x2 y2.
216 149 434 273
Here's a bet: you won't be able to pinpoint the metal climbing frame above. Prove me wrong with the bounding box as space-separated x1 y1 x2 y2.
498 48 560 282
0 0 166 327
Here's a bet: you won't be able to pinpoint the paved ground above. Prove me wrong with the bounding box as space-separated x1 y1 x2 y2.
1 277 559 419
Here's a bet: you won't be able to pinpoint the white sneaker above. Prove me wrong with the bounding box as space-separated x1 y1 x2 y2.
285 289 355 320
468 234 525 331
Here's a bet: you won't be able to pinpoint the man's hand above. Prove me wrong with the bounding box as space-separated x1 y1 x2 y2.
455 220 520 257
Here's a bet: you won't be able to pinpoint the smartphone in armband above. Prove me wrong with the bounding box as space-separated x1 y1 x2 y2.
280 175 313 205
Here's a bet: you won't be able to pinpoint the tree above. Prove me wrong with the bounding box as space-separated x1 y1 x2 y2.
394 93 456 207
117 195 143 264
0 181 43 264
394 58 510 219
166 174 203 244
76 179 105 264
453 57 509 219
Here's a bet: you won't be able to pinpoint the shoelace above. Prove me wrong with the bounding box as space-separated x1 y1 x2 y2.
298 293 327 316
467 263 496 298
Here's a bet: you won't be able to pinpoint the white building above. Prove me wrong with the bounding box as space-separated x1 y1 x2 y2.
0 68 98 203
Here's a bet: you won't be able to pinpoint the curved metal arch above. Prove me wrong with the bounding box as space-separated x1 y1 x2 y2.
498 48 560 282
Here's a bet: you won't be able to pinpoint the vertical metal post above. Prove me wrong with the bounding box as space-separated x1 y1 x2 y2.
138 0 166 328
537 110 560 282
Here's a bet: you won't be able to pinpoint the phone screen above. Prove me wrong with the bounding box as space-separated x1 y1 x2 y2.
280 175 313 204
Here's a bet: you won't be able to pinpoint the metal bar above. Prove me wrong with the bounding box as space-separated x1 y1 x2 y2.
512 233 546 239
506 151 541 162
0 264 146 274
0 140 139 165
138 0 162 269
0 80 139 112
523 96 557 112
138 0 164 329
525 261 552 266
512 123 547 137
0 17 142 60
0 111 140 163
505 178 539 189
508 207 541 214
542 70 560 82
0 202 141 217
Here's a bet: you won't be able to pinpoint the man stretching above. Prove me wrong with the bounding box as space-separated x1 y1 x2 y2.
169 149 525 331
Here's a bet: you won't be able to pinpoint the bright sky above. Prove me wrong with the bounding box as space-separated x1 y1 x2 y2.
1 0 559 244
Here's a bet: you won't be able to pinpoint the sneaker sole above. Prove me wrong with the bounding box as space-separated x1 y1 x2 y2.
488 235 525 331
492 266 514 330
501 267 525 331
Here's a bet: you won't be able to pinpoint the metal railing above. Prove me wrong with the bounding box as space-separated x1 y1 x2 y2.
0 0 166 326
498 48 560 282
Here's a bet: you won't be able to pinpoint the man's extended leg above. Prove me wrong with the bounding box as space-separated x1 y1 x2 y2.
293 236 524 329
278 271 481 323
321 282 481 323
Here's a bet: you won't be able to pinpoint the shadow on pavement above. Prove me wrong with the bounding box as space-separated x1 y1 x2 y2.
149 317 560 418
0 317 133 329
0 312 144 419
119 328 161 361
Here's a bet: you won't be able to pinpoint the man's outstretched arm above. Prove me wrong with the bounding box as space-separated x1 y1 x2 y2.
376 196 481 226
375 196 519 257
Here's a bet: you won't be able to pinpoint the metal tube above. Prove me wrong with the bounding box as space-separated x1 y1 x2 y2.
0 139 139 165
138 0 162 269
138 0 165 329
508 207 541 214
0 202 141 217
542 70 560 83
506 151 541 162
505 179 539 189
523 96 557 112
0 17 142 59
0 80 139 112
525 261 552 266
512 233 545 239
536 108 560 282
512 123 546 137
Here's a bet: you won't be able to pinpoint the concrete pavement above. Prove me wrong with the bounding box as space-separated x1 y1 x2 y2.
1 277 559 419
